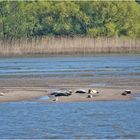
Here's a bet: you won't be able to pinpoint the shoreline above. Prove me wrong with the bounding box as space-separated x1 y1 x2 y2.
0 53 140 58
0 86 140 103
0 76 140 103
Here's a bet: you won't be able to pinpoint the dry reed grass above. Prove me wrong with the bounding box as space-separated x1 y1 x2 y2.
0 37 140 56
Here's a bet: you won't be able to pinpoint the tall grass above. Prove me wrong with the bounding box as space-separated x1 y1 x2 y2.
0 37 140 56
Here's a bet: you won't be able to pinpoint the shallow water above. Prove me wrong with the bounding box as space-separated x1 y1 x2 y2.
39 95 49 100
0 55 140 138
0 55 140 87
0 55 140 79
0 99 140 139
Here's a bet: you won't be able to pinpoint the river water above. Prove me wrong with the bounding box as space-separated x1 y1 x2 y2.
0 100 140 139
0 55 140 138
0 55 140 78
0 55 140 87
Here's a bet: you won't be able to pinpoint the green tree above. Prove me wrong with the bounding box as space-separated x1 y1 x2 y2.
0 1 140 39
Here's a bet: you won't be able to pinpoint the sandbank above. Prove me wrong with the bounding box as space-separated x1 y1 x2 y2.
0 87 140 103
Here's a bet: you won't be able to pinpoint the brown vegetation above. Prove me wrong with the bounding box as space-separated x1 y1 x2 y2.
0 37 140 56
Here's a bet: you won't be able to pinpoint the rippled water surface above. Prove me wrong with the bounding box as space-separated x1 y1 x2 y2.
0 55 140 138
0 100 140 139
0 55 140 78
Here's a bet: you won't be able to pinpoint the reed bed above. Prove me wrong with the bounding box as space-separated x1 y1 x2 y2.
0 37 140 56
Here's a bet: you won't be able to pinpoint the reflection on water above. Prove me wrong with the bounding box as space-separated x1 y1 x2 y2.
0 100 140 139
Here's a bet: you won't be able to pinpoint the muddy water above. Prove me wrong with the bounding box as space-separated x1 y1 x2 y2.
0 55 140 87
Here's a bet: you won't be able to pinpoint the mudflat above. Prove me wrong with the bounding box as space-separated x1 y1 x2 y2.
0 78 140 102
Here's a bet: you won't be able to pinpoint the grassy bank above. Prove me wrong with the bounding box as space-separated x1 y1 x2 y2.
0 37 140 56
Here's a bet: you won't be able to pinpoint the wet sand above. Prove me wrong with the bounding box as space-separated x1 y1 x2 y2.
50 88 134 102
0 78 140 102
0 88 48 102
0 86 140 102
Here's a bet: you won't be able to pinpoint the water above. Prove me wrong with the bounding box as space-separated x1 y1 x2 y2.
39 96 49 100
0 55 140 79
0 55 140 138
0 100 140 139
0 55 140 87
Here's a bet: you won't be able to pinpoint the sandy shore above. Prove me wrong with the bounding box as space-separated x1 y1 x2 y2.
0 77 140 102
48 88 135 102
0 86 140 103
0 88 48 102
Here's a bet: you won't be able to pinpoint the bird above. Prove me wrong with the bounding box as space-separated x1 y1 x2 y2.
53 97 58 101
87 94 93 98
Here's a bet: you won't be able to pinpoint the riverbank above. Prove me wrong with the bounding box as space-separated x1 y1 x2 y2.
0 37 140 56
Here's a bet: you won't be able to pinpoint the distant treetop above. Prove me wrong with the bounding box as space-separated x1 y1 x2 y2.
0 1 140 39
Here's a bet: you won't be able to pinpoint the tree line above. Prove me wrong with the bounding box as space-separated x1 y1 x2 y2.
0 1 140 40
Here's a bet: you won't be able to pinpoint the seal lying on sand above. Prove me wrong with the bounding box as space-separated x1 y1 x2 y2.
125 90 131 94
88 89 99 94
121 92 127 96
51 90 72 96
75 89 86 94
0 92 4 96
121 90 132 96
